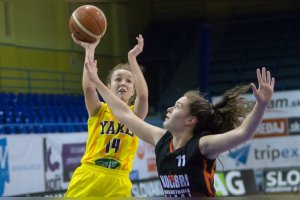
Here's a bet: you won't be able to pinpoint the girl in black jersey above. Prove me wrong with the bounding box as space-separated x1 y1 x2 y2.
85 56 274 197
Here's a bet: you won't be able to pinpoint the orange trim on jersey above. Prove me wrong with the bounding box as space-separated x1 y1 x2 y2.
169 140 173 153
202 160 216 197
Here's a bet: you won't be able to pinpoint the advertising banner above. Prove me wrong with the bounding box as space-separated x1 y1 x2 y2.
288 117 300 136
214 90 300 119
264 167 300 193
0 135 45 196
215 170 259 196
217 136 300 171
43 133 87 191
213 90 300 138
131 178 164 197
254 118 288 138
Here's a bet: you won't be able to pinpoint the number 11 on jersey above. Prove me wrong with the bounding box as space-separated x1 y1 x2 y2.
176 155 186 167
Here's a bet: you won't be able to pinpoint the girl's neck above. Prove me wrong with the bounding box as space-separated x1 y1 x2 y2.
171 131 193 151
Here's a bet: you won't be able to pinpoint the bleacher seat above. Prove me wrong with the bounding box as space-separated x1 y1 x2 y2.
0 92 87 134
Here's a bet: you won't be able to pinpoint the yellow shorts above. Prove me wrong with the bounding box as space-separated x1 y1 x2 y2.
64 163 132 197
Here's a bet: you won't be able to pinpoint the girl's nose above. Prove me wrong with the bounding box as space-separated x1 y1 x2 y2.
120 79 126 86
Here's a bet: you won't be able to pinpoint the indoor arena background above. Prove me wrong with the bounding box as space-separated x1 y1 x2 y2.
1 0 300 197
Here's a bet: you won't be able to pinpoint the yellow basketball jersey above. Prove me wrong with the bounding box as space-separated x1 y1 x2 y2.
81 102 139 172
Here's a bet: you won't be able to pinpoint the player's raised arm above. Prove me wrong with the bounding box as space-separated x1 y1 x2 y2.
200 67 275 159
85 56 165 145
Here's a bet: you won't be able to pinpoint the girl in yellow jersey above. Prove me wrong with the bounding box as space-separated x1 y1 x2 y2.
65 34 148 197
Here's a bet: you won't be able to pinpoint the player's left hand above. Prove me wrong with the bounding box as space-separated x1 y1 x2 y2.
128 34 144 58
250 67 275 107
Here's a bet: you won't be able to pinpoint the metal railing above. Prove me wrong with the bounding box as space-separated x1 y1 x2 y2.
0 67 82 94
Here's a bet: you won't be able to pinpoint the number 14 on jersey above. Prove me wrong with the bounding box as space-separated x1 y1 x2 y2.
105 138 120 153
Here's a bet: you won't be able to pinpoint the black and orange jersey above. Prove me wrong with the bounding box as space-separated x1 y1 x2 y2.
155 131 216 197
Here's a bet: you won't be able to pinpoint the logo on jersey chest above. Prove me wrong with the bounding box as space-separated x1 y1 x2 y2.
99 121 134 137
160 174 190 189
95 158 120 169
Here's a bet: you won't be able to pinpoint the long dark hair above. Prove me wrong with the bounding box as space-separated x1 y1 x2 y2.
184 85 252 135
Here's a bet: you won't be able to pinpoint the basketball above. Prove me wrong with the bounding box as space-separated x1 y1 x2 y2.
69 5 107 43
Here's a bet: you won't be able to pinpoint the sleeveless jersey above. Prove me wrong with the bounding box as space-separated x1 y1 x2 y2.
155 131 216 197
81 102 139 172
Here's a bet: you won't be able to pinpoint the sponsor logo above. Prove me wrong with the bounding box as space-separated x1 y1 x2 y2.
228 145 251 166
228 144 299 166
62 143 85 182
0 138 9 196
254 145 299 162
249 98 290 113
254 118 288 138
265 97 300 110
159 174 191 197
95 158 120 169
45 146 61 191
132 178 164 197
160 174 190 189
44 138 62 192
264 167 300 193
245 94 300 113
288 117 300 135
214 170 258 196
46 147 59 172
268 98 289 109
46 174 62 192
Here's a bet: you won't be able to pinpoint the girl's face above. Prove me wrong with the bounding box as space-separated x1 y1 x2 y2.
108 69 135 102
163 96 192 132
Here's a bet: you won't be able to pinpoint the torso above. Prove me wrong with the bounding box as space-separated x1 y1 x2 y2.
155 131 216 197
81 102 139 172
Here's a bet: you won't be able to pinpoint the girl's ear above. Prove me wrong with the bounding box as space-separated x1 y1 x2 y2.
185 116 197 126
107 84 111 89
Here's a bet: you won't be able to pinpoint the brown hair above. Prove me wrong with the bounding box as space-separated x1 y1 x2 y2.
106 62 145 105
184 85 252 136
106 63 132 85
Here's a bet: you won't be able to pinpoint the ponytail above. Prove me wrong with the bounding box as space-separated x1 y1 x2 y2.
211 84 252 133
184 84 252 136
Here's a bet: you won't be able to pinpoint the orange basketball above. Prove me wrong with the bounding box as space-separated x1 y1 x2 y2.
69 5 107 43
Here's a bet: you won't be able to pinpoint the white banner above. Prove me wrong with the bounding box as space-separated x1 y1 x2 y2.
44 133 87 191
212 89 300 118
0 135 45 196
0 132 158 196
217 136 300 171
